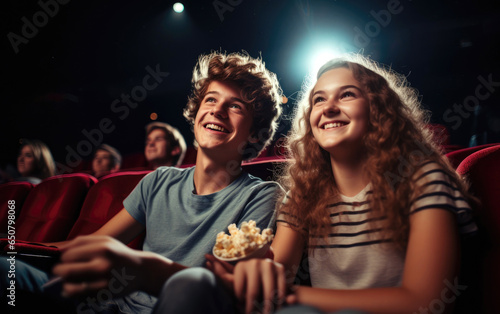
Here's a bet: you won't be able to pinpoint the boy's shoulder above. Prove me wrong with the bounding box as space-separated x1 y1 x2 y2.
143 166 192 184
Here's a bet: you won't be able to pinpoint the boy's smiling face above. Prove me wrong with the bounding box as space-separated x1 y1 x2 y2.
194 80 254 161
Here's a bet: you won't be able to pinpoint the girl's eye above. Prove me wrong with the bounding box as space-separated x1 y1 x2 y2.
313 97 325 104
341 91 355 99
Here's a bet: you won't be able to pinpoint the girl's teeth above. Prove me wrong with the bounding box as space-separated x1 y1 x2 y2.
324 122 345 129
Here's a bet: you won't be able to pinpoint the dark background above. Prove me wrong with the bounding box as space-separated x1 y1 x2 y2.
1 0 499 174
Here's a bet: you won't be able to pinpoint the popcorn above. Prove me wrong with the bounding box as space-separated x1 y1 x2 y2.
213 220 274 259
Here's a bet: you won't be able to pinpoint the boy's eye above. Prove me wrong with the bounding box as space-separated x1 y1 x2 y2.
230 104 242 109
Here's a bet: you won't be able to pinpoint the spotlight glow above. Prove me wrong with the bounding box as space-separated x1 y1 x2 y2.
173 2 184 13
309 48 343 76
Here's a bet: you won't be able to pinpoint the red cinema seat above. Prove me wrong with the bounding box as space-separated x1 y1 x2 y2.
66 170 151 248
5 173 97 243
0 181 34 234
446 143 499 169
121 152 148 170
6 171 150 257
181 146 197 166
456 145 500 313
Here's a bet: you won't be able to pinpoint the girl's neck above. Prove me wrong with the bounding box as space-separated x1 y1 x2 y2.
330 154 369 197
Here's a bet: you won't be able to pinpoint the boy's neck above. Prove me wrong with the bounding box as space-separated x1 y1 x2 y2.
192 150 243 195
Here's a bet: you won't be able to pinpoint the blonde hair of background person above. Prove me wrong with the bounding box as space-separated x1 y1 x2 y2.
207 54 478 314
17 138 56 182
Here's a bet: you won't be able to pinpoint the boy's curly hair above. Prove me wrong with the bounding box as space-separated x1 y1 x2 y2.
184 51 283 160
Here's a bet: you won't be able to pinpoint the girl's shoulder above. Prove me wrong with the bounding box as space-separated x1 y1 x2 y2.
409 161 477 235
411 161 454 188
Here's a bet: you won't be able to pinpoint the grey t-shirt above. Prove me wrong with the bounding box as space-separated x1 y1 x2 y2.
116 166 281 313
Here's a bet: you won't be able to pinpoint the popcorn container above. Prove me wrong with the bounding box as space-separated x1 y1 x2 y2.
212 220 274 263
212 242 272 263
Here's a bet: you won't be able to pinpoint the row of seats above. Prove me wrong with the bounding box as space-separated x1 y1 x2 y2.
455 145 500 313
0 171 151 258
0 157 287 255
0 145 498 312
445 143 499 169
0 143 496 245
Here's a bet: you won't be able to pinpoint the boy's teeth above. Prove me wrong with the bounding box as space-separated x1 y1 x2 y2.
323 122 346 129
206 123 226 132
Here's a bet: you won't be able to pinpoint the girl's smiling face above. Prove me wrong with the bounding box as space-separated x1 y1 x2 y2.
309 67 370 156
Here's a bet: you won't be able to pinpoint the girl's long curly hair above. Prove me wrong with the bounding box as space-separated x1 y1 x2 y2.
280 54 473 251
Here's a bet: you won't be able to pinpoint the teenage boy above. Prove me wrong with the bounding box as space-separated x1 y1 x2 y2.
2 51 283 313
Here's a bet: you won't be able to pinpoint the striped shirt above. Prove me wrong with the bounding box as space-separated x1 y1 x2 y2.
279 162 477 289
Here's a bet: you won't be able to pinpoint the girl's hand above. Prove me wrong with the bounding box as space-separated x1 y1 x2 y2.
233 258 287 314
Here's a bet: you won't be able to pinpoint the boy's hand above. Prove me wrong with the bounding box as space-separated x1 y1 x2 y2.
52 235 143 299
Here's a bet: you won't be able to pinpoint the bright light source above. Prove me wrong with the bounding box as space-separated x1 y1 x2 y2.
309 48 343 76
290 32 356 83
150 112 158 120
173 2 184 13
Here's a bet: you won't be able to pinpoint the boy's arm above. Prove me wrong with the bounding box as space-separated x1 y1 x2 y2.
51 208 188 297
42 207 145 247
52 235 186 297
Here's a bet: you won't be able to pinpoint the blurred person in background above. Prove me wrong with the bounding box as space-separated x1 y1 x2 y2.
92 143 122 178
145 121 187 169
16 138 56 184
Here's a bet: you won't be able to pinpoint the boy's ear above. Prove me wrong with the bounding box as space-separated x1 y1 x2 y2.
170 146 181 156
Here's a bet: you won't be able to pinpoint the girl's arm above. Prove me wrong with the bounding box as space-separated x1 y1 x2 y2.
290 208 459 313
271 222 307 277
